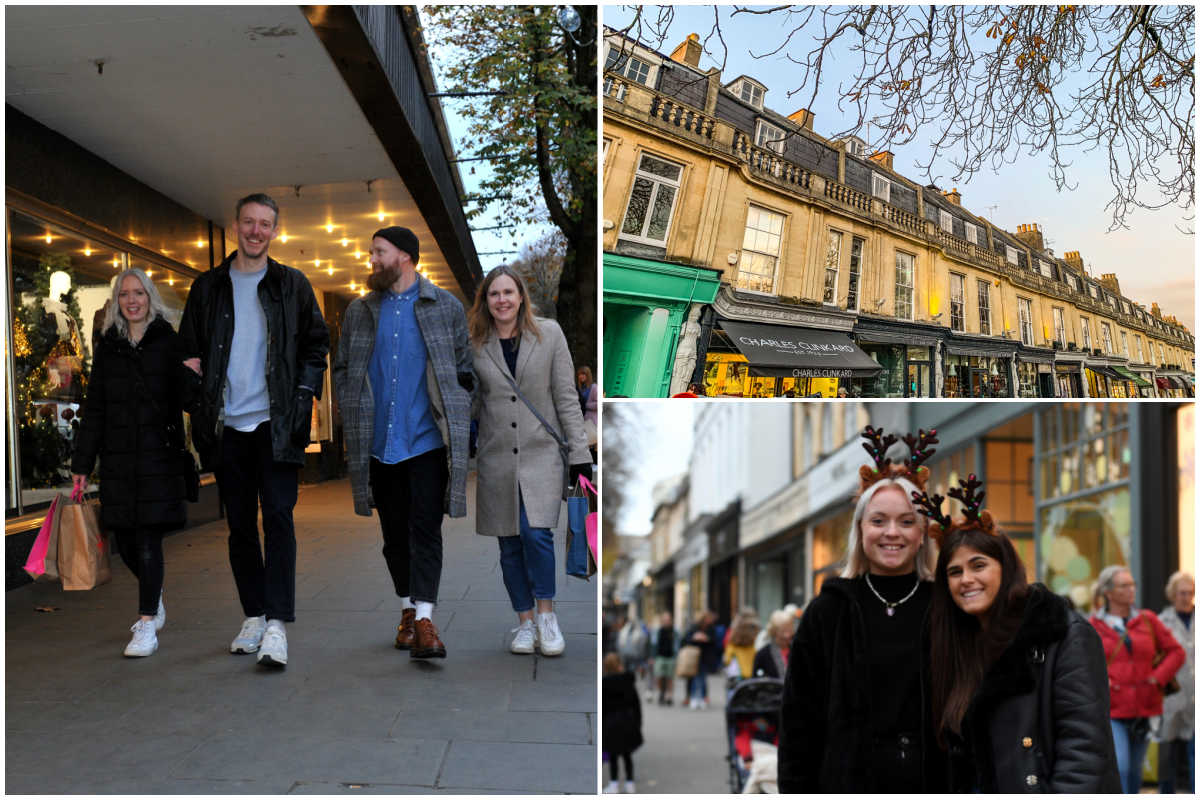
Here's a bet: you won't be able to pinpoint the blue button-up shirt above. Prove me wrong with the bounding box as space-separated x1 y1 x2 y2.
368 282 443 464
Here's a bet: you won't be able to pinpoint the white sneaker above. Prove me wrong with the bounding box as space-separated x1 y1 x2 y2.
536 611 565 657
624 781 636 794
153 596 166 631
510 620 536 654
256 622 288 666
231 616 266 654
644 688 655 700
603 781 619 794
124 619 158 657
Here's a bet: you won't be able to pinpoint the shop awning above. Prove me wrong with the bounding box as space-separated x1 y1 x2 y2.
1113 365 1151 387
854 331 942 348
1157 377 1172 390
1089 365 1127 382
1170 376 1188 390
719 320 883 379
1019 351 1056 364
947 345 1016 359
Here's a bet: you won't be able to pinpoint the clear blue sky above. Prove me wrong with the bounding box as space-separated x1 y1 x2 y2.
613 402 693 536
421 9 556 275
604 5 1195 331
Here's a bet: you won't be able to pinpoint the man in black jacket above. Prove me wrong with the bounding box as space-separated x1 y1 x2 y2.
178 193 329 668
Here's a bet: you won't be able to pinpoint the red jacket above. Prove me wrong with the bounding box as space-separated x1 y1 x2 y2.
1091 610 1186 719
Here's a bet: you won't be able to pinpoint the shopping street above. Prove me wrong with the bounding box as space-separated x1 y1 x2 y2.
5 475 597 794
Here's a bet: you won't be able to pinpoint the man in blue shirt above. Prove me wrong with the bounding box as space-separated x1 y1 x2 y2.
332 226 474 660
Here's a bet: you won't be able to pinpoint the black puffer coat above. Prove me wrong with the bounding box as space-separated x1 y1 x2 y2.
602 672 643 755
72 318 196 532
177 253 329 470
945 585 1122 793
777 577 948 793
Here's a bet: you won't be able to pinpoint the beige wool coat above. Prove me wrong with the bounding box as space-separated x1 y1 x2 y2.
473 319 591 536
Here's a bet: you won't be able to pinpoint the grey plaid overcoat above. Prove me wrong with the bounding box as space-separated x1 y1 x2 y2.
331 275 474 518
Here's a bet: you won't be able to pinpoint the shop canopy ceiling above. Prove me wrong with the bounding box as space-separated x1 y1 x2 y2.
4 6 479 302
718 319 883 379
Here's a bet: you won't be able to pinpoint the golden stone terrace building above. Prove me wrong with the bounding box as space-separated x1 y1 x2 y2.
601 30 1195 399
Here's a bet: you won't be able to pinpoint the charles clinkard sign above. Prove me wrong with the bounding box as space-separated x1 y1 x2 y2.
719 319 883 378
736 336 858 356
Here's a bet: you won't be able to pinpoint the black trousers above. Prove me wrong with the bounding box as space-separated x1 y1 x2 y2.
609 752 634 782
112 527 165 617
215 422 299 622
873 731 924 793
369 448 448 604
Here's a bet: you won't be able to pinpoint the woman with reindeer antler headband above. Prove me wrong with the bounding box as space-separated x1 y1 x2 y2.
778 427 949 793
918 475 1122 792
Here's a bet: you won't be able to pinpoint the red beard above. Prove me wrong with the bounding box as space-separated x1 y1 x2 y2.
367 261 402 292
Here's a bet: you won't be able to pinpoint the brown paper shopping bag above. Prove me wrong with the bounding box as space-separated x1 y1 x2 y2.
57 489 112 591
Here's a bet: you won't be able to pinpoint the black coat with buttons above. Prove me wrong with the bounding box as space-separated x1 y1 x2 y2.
945 585 1122 793
177 253 329 470
71 318 196 532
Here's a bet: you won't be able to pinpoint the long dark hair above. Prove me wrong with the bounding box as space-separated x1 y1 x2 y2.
929 526 1031 748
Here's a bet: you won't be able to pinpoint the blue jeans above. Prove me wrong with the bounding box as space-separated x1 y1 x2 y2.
497 495 556 613
1159 738 1196 794
1111 718 1152 794
689 674 708 702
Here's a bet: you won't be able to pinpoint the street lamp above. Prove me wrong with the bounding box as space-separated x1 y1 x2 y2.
558 6 580 33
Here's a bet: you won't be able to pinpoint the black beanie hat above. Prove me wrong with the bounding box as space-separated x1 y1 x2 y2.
372 226 420 265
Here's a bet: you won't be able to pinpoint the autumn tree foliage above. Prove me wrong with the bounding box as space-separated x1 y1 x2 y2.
507 230 566 320
615 5 1194 231
425 5 598 369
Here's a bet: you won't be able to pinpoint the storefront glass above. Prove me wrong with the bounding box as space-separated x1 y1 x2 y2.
811 507 853 596
703 352 837 398
1017 362 1039 398
944 354 1011 398
6 206 202 515
1036 403 1131 610
849 342 932 398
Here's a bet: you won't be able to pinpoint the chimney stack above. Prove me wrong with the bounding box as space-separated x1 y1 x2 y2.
1063 250 1084 272
869 150 894 171
1014 222 1045 253
670 33 702 68
787 109 815 131
942 188 961 206
1099 273 1122 297
1151 302 1162 319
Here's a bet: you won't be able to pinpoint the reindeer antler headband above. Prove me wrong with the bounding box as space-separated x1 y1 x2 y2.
857 426 938 494
911 473 997 543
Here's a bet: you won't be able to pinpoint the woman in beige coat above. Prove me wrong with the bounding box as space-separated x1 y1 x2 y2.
468 266 591 657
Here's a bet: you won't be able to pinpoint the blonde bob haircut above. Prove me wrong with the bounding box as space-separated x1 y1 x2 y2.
839 476 936 581
102 268 168 340
466 265 542 348
1165 571 1195 601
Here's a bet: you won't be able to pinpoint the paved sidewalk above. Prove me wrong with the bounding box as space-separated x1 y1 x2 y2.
619 673 729 794
6 475 597 794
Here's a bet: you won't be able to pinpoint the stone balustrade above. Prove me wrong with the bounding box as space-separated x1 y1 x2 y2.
824 180 872 212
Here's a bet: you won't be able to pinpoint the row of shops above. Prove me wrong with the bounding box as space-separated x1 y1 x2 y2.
603 254 1195 399
622 402 1192 632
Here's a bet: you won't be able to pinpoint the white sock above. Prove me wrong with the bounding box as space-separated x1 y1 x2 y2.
399 596 414 611
415 602 434 621
266 618 286 630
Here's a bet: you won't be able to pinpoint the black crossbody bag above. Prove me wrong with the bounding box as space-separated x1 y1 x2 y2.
502 372 570 500
128 358 200 503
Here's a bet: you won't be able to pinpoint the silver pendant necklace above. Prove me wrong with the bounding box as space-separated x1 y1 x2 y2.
865 573 920 617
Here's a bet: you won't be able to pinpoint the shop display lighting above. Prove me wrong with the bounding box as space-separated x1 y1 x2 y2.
341 238 348 246
84 248 91 256
326 224 334 233
281 235 289 243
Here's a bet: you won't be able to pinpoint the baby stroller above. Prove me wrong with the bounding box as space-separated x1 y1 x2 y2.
725 677 784 793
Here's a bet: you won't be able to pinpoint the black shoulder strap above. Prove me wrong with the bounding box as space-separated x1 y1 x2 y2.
503 371 567 450
127 355 185 453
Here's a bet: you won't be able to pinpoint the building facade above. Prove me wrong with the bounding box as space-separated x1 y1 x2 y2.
4 6 483 589
602 30 1196 399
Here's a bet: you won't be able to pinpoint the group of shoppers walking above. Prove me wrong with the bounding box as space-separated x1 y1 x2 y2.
71 192 592 665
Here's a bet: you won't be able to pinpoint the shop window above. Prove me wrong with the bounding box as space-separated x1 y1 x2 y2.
949 273 965 332
944 354 1010 399
1100 322 1113 353
755 120 785 154
852 344 905 398
846 237 864 312
737 205 784 295
1053 307 1066 344
1080 317 1092 350
620 153 683 247
894 251 914 320
1018 362 1039 398
1018 297 1034 345
8 209 125 511
812 507 853 597
977 280 991 335
823 231 842 304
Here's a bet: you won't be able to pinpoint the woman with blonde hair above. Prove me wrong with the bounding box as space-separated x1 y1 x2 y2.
1155 571 1195 794
467 265 590 657
72 268 197 658
779 428 946 793
724 611 761 680
753 610 795 679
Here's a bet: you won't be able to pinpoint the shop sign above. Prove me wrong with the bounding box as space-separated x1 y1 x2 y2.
1037 363 1053 373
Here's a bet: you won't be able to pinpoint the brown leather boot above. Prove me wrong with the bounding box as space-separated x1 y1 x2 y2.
395 608 416 650
411 618 447 659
